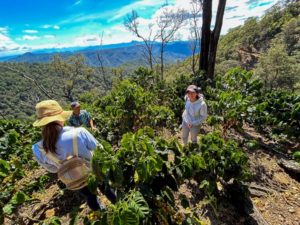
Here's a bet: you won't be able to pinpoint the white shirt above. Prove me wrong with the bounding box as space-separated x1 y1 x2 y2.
182 95 208 126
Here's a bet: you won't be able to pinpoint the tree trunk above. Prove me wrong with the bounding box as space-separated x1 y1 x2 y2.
199 0 227 81
192 46 196 75
149 48 153 70
0 111 7 120
191 34 198 76
199 0 212 73
160 43 164 81
207 0 227 80
144 41 154 70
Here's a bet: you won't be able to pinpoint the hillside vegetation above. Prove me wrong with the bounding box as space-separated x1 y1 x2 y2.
0 1 300 225
1 67 300 224
166 1 300 91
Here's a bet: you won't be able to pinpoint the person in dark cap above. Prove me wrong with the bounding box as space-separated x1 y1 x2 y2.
68 101 96 130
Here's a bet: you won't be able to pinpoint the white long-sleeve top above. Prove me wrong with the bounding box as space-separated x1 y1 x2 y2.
32 126 97 173
182 95 208 126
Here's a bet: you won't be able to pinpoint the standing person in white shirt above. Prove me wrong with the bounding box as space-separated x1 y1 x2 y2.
182 85 208 146
31 100 116 211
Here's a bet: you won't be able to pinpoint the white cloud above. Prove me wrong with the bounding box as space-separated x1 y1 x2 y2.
23 29 38 34
43 35 56 39
118 0 192 41
22 35 40 40
102 32 138 45
0 33 21 56
221 0 278 34
72 34 102 46
42 24 51 29
0 27 9 35
42 24 60 29
73 0 82 6
0 33 14 43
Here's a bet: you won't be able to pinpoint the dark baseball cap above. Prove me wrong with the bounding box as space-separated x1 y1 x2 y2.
70 101 80 108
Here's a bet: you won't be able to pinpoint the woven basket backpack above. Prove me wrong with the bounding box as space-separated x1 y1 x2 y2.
39 128 91 190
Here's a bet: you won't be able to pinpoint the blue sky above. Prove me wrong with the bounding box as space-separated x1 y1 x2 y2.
0 0 279 57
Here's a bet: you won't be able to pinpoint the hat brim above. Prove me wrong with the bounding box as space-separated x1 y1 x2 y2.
33 111 72 127
71 104 80 109
186 88 196 93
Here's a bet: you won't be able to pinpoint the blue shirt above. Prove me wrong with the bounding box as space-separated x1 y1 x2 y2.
32 126 97 173
68 110 92 127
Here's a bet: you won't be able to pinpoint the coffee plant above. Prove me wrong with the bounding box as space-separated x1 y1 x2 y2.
205 67 300 142
0 120 54 224
89 127 249 224
92 80 175 143
205 68 262 134
247 90 300 140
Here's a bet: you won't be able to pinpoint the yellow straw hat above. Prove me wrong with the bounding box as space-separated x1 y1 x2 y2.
33 100 72 127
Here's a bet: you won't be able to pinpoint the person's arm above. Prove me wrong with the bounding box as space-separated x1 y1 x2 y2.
182 101 193 124
32 145 59 173
89 118 96 130
192 103 208 126
83 110 95 129
78 128 98 151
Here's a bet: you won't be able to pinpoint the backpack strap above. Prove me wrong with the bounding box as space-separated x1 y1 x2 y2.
72 128 79 157
37 144 61 165
38 128 80 164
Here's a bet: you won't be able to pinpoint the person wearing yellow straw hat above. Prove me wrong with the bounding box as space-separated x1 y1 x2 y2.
32 100 116 211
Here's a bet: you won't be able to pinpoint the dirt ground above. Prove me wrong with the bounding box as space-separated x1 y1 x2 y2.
248 150 300 225
242 126 300 225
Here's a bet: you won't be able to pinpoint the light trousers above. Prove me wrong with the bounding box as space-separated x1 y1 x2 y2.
182 122 201 146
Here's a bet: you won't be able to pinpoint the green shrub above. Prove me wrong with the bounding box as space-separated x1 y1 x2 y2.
93 80 175 143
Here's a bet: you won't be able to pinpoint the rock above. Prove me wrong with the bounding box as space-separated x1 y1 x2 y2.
45 208 55 218
288 208 295 213
279 215 284 222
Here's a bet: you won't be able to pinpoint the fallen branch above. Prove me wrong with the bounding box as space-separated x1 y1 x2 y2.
19 213 41 224
238 130 291 159
278 158 300 181
244 197 270 225
0 111 7 120
249 183 274 197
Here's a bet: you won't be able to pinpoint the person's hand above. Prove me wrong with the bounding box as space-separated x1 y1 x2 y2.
188 123 192 128
91 126 98 131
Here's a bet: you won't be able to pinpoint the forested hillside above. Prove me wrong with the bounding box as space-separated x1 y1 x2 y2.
166 1 300 91
0 1 300 225
0 59 109 120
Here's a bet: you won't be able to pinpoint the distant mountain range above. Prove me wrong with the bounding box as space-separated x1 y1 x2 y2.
0 41 194 67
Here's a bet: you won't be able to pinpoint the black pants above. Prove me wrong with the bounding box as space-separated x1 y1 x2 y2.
79 183 117 211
